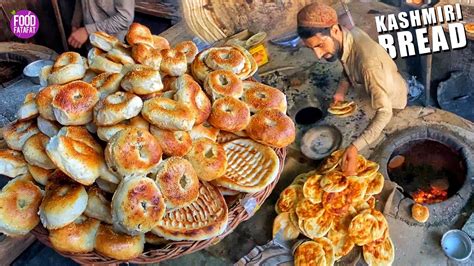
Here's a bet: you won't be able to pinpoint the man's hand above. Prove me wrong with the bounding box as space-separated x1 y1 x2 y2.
333 91 345 104
341 144 358 176
68 27 88 49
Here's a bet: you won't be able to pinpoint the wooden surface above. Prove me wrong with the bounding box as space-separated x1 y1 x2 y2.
0 234 36 265
135 0 180 22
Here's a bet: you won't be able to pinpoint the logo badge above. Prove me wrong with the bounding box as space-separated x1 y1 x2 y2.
10 10 39 39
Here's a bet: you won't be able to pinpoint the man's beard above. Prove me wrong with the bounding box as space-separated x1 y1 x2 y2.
323 36 342 62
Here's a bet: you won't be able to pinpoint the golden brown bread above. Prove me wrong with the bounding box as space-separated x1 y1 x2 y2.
149 126 192 157
87 48 123 74
242 81 287 113
49 215 100 253
272 212 299 241
302 174 324 204
294 241 327 266
17 92 39 121
246 108 295 148
205 46 246 73
152 182 228 241
120 64 163 95
48 52 86 85
320 171 348 193
91 72 123 99
412 203 429 223
0 176 43 236
22 133 56 169
141 97 195 131
94 91 143 126
126 22 154 47
84 186 112 224
106 43 135 65
89 31 118 51
0 149 28 178
160 49 187 76
174 41 198 63
95 224 145 260
348 209 388 246
189 122 220 142
27 164 53 186
173 74 211 125
154 157 200 209
96 115 150 142
152 35 170 50
112 176 166 234
3 119 40 151
51 81 99 125
36 85 62 121
191 48 213 83
363 236 395 266
185 138 227 181
105 127 162 178
208 96 250 132
39 174 88 229
46 126 106 185
204 70 243 100
275 184 303 214
37 116 61 137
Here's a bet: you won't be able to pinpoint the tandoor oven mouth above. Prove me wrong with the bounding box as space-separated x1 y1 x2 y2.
0 52 29 87
372 126 473 224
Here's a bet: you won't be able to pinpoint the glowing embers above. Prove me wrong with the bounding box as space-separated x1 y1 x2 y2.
387 140 466 205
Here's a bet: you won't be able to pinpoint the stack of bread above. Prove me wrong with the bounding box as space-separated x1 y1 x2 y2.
273 150 394 266
0 22 295 261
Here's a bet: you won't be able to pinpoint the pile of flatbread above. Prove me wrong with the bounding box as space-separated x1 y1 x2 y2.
328 101 357 117
273 149 394 266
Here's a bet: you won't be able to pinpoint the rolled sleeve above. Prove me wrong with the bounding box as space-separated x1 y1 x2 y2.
352 67 393 151
86 0 134 34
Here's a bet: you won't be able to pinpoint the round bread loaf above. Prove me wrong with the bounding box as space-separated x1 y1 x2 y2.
96 115 149 142
160 49 187 76
208 96 250 132
84 186 112 224
95 224 145 260
49 215 100 253
106 43 135 65
204 70 243 100
51 81 99 125
37 116 60 137
3 119 39 151
185 138 227 181
142 49 163 70
89 31 118 51
39 175 88 229
242 81 287 113
0 176 43 236
126 22 154 47
17 93 38 121
22 133 56 169
96 177 118 194
191 48 213 83
36 85 62 121
27 164 53 186
154 157 200 209
174 41 199 63
131 43 151 64
412 203 429 223
120 64 163 95
47 52 86 85
149 126 192 157
141 97 195 131
152 35 170 50
173 74 211 125
0 149 28 178
246 108 295 148
87 48 123 74
45 126 105 185
189 122 220 142
112 176 166 234
91 72 123 100
105 127 162 178
205 46 246 73
94 91 143 126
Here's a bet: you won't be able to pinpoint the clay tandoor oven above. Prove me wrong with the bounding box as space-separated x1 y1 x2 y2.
371 126 473 224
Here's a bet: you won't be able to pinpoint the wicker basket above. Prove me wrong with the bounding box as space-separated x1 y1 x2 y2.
31 147 286 264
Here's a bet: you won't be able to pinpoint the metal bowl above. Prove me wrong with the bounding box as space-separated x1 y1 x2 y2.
300 125 342 160
441 229 472 261
23 59 54 84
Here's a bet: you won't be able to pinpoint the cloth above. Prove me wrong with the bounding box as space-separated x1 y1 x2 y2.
340 26 408 151
297 3 338 28
71 0 135 42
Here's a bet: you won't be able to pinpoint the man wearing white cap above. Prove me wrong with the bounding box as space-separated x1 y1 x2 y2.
297 3 407 175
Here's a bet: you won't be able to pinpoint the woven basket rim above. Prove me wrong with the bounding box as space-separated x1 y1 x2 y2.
32 147 286 264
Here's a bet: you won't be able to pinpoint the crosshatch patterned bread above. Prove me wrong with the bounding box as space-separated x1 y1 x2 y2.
152 182 228 241
212 138 279 193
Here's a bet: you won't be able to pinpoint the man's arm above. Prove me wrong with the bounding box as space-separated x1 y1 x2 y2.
333 72 350 103
351 66 393 151
84 0 135 35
